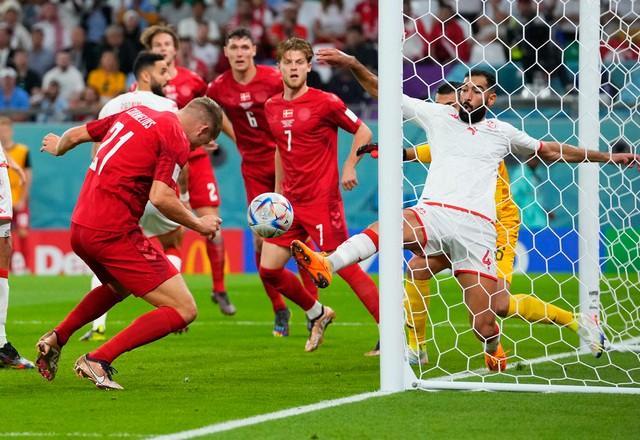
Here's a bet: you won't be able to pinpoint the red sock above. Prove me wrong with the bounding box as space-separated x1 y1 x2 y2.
256 252 287 312
55 285 124 345
90 306 187 364
299 268 318 301
337 265 379 323
20 235 31 272
259 266 316 311
206 235 226 292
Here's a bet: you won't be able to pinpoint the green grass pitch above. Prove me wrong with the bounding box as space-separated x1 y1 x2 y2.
1 274 639 439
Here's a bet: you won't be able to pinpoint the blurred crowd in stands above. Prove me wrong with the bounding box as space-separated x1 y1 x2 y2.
0 0 637 122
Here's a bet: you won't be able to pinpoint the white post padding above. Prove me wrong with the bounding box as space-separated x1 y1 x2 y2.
378 0 410 392
577 0 602 348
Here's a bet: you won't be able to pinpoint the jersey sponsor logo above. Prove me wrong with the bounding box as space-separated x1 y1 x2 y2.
281 119 294 128
283 109 293 118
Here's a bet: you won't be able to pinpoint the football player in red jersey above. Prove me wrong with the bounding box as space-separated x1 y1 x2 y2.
36 98 223 389
207 28 319 337
261 38 380 352
141 25 237 316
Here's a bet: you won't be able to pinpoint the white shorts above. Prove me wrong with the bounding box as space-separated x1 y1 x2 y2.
139 202 180 238
408 202 497 280
0 164 12 237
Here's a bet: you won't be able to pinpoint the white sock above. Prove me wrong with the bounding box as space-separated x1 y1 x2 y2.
90 274 107 331
167 254 182 271
327 233 378 272
484 330 500 354
305 301 323 320
0 276 7 346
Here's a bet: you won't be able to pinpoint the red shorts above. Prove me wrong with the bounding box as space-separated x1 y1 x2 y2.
243 172 276 203
70 223 178 297
188 152 220 209
11 204 29 229
265 198 348 251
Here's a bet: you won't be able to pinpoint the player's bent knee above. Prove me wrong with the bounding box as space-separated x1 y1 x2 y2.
473 319 497 340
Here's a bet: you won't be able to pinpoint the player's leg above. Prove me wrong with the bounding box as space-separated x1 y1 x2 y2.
457 272 508 371
14 207 31 272
253 233 288 315
259 240 335 351
404 254 450 365
0 222 33 369
292 208 425 287
78 274 109 342
194 205 236 315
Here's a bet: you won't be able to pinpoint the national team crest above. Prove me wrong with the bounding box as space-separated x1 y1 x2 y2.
283 109 293 118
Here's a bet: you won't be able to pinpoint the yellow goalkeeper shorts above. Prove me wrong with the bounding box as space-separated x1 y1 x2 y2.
495 224 519 284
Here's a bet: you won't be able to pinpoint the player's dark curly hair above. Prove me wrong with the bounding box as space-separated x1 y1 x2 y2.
276 37 313 63
132 51 165 79
465 69 496 91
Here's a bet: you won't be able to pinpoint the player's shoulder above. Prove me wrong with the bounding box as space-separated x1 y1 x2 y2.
177 66 205 82
257 64 281 80
265 92 284 108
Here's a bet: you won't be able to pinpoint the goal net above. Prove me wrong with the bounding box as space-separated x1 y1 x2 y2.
380 0 640 393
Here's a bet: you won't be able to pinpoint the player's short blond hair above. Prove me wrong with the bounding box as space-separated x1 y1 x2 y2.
140 25 179 51
185 97 223 139
276 37 313 63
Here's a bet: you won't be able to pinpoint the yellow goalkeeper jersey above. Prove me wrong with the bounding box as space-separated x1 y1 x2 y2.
413 143 520 241
5 142 30 205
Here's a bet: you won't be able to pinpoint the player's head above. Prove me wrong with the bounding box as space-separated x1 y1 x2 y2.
179 97 223 148
141 25 179 67
224 28 257 74
0 116 12 143
276 37 313 90
435 81 460 109
459 69 496 124
133 51 170 96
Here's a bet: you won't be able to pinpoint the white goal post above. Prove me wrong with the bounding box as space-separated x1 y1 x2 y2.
378 0 640 394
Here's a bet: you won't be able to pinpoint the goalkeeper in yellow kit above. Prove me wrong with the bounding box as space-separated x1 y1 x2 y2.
358 82 600 365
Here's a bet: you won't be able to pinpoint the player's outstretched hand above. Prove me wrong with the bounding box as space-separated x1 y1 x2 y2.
610 153 640 171
356 143 379 158
197 214 222 240
41 133 61 156
341 165 359 191
316 48 354 68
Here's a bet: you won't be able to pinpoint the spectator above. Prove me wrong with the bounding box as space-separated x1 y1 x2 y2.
313 0 349 45
0 68 29 119
352 0 378 42
34 1 72 52
28 26 56 78
268 2 308 49
101 25 137 74
402 0 428 61
343 24 377 71
1 2 32 51
11 49 41 95
159 0 192 28
122 10 145 53
227 0 267 50
177 37 209 81
178 0 221 45
82 0 112 45
115 0 159 29
424 0 470 64
87 50 126 102
68 86 101 122
42 50 85 101
326 66 366 104
193 23 221 79
210 0 235 31
33 80 68 123
68 26 100 77
252 0 275 29
469 16 507 65
0 25 14 69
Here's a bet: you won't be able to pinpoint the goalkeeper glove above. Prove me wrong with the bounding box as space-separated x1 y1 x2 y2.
356 143 408 160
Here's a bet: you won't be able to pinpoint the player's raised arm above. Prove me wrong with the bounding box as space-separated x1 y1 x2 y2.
538 141 640 170
316 48 378 99
40 125 93 157
221 112 236 143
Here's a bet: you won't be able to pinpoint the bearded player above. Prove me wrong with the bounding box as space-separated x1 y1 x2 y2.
206 28 320 337
261 38 379 352
141 25 236 315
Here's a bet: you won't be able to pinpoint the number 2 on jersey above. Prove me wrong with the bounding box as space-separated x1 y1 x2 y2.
89 121 134 174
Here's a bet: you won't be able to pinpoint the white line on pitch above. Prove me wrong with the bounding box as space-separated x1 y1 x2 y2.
147 391 391 440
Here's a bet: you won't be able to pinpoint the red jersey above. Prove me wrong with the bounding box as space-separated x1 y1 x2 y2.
264 87 362 205
164 66 207 109
72 106 190 232
206 65 283 177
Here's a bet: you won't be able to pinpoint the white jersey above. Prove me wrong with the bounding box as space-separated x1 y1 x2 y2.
402 95 540 221
98 90 178 118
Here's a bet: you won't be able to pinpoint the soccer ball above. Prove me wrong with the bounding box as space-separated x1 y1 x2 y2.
247 192 294 238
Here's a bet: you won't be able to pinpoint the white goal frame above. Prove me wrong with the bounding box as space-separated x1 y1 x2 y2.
377 0 640 394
